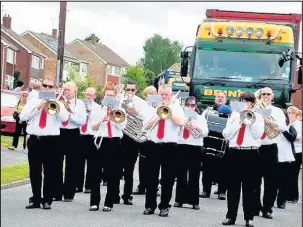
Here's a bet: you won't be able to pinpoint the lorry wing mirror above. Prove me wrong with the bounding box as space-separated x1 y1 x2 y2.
278 57 284 67
298 65 302 85
181 58 188 77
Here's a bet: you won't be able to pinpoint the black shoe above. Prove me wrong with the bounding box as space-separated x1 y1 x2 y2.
143 208 155 215
222 218 235 225
199 192 210 198
245 220 254 227
192 205 200 210
159 208 169 217
102 206 112 212
277 202 286 209
42 203 51 210
124 199 133 205
173 202 183 208
253 211 260 216
89 205 99 211
84 189 91 194
262 212 273 219
63 198 73 202
133 189 145 195
53 197 62 201
25 203 41 209
75 188 83 193
218 193 226 200
287 199 298 204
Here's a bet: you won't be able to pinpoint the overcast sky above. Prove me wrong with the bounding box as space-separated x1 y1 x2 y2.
1 2 302 65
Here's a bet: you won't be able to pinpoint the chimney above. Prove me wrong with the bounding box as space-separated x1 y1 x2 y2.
91 34 97 45
3 14 12 29
52 29 58 39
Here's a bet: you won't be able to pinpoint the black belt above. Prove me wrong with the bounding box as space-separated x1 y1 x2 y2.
230 146 259 151
30 135 57 139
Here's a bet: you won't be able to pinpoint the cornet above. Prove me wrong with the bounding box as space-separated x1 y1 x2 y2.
240 109 256 125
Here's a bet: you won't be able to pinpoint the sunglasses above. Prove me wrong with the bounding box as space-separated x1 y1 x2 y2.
261 93 271 96
185 103 196 108
42 84 54 89
126 88 136 92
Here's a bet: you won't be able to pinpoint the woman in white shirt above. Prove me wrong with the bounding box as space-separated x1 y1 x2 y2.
275 109 297 209
287 106 302 203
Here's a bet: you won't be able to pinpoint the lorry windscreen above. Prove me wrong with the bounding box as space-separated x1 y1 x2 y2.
192 49 290 84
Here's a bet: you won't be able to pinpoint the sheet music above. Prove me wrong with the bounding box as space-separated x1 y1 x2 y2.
147 95 162 108
102 97 120 110
184 109 198 120
38 91 56 100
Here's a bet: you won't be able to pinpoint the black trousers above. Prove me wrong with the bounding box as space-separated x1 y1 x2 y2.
90 137 122 208
254 144 279 214
276 162 294 206
120 134 140 201
137 142 149 192
12 119 27 149
53 128 80 200
201 153 227 194
175 144 201 205
27 135 58 205
145 142 177 210
225 148 259 221
76 135 95 190
288 153 302 201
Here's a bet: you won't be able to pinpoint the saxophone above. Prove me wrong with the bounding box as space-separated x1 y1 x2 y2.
253 89 280 139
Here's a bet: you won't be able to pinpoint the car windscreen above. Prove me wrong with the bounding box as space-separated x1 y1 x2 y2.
1 93 20 108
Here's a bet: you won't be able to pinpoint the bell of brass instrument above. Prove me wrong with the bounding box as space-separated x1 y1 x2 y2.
110 109 126 123
44 100 60 116
253 90 279 139
156 105 172 120
240 109 256 125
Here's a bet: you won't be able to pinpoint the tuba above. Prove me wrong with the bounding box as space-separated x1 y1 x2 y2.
253 89 279 139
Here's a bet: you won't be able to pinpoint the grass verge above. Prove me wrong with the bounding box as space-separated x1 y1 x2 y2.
1 163 29 185
1 136 23 148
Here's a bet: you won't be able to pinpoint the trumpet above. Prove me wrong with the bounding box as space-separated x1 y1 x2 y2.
182 117 202 138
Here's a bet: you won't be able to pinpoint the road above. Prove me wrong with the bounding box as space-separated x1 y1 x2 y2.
1 148 28 166
1 164 302 227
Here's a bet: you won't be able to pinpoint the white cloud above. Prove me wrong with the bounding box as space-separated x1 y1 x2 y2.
1 2 302 65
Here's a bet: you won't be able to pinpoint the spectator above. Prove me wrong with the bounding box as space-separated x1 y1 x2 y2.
13 81 24 92
8 90 28 151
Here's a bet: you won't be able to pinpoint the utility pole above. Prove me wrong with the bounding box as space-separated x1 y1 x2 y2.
56 1 67 83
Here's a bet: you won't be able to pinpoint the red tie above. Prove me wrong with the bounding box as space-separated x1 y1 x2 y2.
157 119 165 139
81 116 88 133
107 109 112 138
39 109 47 129
62 120 69 127
183 128 190 139
261 132 267 140
236 123 246 145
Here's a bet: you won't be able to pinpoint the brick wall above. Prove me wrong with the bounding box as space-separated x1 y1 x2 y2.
68 41 107 86
22 33 57 80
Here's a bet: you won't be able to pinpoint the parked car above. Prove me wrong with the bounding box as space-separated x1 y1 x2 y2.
1 90 20 136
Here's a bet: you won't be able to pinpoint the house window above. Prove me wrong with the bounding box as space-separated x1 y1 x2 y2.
6 48 15 64
40 58 44 69
116 67 121 76
107 65 112 74
5 75 14 89
82 63 87 73
31 55 40 69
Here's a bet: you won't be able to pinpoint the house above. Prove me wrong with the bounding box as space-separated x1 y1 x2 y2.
1 14 46 89
21 29 89 82
68 34 129 86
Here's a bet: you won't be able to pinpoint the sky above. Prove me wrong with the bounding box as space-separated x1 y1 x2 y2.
1 2 302 65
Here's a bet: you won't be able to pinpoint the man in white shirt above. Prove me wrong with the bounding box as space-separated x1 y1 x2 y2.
20 76 69 210
253 87 287 219
174 96 208 210
142 84 184 217
222 92 264 227
75 87 101 194
201 91 229 200
119 80 148 205
53 81 86 202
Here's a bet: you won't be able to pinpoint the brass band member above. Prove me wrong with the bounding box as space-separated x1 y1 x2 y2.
174 96 208 210
120 80 147 205
201 91 228 200
89 82 127 212
53 81 86 202
222 92 264 227
75 87 100 193
20 76 69 209
134 85 158 195
142 84 184 217
254 87 287 219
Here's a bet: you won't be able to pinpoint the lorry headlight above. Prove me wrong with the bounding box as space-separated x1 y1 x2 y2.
226 26 234 36
246 27 254 37
235 27 244 36
255 28 264 37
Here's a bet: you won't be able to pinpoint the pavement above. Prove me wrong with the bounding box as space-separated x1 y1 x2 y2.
1 157 302 227
1 148 28 166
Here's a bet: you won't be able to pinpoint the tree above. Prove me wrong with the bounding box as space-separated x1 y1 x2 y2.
84 33 100 43
144 69 156 86
124 65 147 97
140 34 183 75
